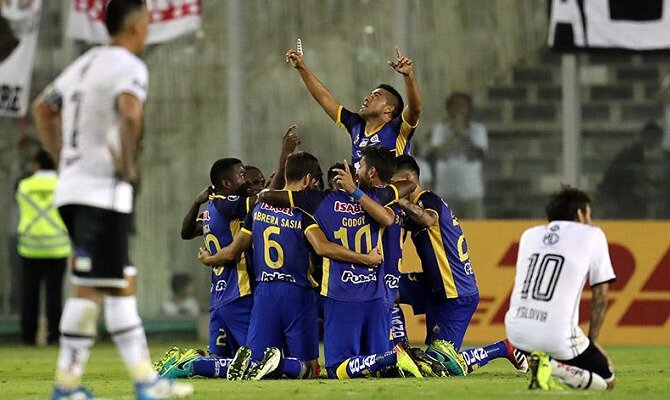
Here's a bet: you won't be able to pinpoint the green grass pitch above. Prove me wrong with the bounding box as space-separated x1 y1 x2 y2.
1 341 668 399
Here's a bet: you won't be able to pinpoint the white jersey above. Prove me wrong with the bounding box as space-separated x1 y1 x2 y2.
52 45 148 213
505 221 616 360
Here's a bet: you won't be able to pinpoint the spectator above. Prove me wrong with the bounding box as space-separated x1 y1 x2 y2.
597 122 669 219
16 149 71 345
428 92 488 219
162 273 200 318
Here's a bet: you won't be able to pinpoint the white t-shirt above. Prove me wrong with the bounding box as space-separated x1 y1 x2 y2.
52 46 148 214
505 221 616 360
431 121 488 200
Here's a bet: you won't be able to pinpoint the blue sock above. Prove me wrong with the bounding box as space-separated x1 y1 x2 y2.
459 341 508 373
281 357 310 379
389 305 409 346
192 357 232 378
333 351 397 379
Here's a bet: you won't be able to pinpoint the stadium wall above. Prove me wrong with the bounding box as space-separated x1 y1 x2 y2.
401 220 670 345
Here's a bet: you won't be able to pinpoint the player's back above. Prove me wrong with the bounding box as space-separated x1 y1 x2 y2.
203 195 252 309
53 45 148 213
505 221 614 358
406 191 478 300
247 202 316 288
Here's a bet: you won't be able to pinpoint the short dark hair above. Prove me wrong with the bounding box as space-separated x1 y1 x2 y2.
34 149 56 170
377 84 404 120
361 146 396 183
210 158 242 186
545 186 591 222
105 0 145 36
327 162 354 186
171 273 192 294
446 92 473 111
285 151 322 183
395 154 420 177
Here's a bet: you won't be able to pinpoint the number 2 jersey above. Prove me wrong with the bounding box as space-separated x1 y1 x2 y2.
288 186 399 301
51 45 148 214
505 221 616 360
202 195 253 310
404 191 478 300
242 202 319 288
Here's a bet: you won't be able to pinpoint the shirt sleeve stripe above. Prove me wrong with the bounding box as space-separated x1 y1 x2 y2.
304 224 319 234
240 227 252 236
288 190 295 208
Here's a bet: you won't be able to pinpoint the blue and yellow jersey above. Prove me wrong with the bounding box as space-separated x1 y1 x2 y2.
336 105 417 168
288 186 399 302
380 204 405 307
202 195 253 310
404 191 479 300
242 202 319 288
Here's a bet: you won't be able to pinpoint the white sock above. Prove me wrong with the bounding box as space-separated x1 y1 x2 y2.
550 359 609 390
56 298 100 389
104 295 157 383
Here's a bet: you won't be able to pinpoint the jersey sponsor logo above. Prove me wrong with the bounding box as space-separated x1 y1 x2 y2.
341 270 377 284
385 274 400 289
260 203 293 216
334 201 364 215
543 233 560 245
260 271 296 283
514 306 549 322
347 355 376 374
212 279 227 292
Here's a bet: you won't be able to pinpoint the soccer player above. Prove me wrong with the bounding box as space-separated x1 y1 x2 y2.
505 187 616 391
260 146 423 379
179 158 254 360
199 151 385 381
285 45 421 169
244 165 266 195
393 155 527 376
32 1 192 399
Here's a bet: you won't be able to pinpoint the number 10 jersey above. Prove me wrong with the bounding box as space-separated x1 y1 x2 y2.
505 221 616 360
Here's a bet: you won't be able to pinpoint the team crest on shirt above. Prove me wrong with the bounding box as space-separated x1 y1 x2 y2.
370 134 380 144
543 233 560 245
360 139 369 147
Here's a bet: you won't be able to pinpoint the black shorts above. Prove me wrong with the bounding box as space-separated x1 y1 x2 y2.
559 341 614 380
59 205 131 288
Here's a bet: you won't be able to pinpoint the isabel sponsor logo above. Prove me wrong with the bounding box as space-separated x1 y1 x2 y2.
261 203 293 216
334 201 364 215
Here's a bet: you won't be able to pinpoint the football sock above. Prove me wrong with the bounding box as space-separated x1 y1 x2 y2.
104 295 157 383
56 298 99 389
192 357 232 378
549 360 609 390
389 305 409 346
281 357 310 379
459 341 508 373
334 351 397 379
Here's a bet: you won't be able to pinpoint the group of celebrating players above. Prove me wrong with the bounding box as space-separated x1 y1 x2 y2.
34 1 616 399
155 41 536 382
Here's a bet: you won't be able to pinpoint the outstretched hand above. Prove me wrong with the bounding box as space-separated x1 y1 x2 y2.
333 160 357 194
387 46 413 76
285 48 305 69
282 125 301 154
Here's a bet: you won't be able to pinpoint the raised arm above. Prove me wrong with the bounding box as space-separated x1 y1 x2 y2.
305 226 382 267
269 125 301 190
32 85 63 166
198 230 253 266
286 48 340 121
180 186 211 239
387 46 421 126
588 282 609 342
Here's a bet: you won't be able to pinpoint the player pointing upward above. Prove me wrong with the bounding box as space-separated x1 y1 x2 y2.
285 45 422 168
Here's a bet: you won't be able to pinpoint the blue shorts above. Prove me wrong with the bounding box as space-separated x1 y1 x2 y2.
246 282 318 361
208 295 253 357
425 293 479 350
322 297 390 369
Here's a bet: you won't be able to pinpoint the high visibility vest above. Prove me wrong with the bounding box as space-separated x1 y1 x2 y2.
16 171 71 259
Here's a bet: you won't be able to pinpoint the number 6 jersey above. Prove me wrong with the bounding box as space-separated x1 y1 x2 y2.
505 221 616 360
